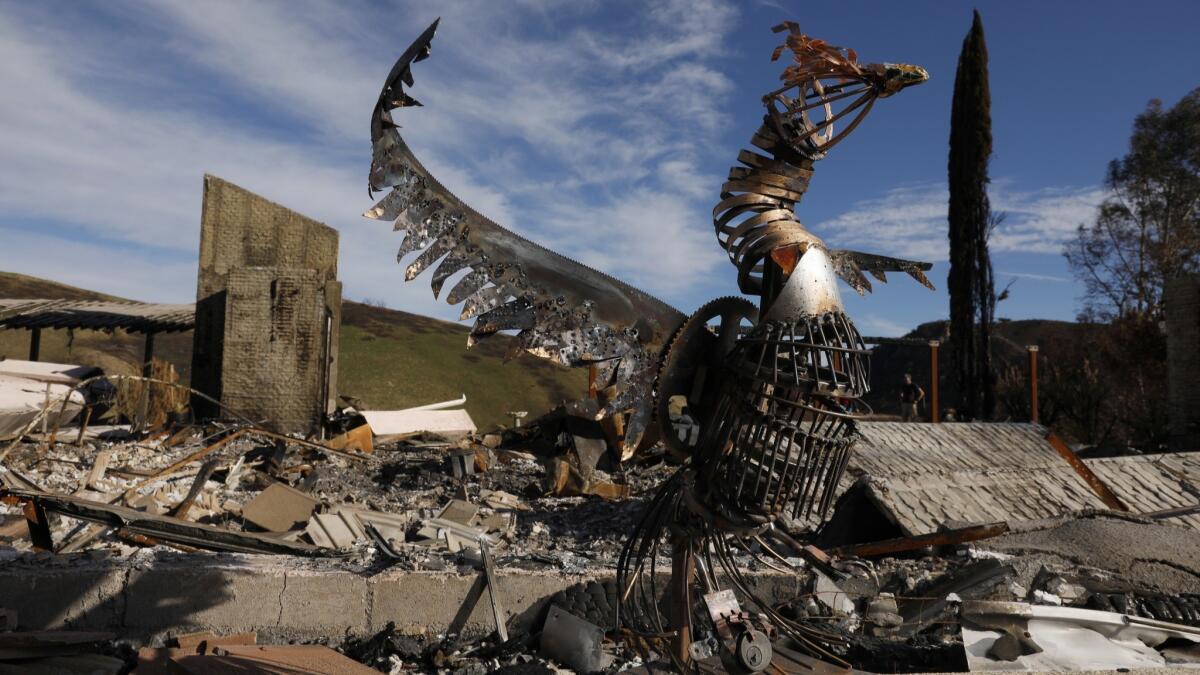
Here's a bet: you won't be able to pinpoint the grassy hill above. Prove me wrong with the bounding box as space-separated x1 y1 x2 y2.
337 302 586 429
0 271 586 430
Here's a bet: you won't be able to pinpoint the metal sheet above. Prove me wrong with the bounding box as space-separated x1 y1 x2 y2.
365 21 685 449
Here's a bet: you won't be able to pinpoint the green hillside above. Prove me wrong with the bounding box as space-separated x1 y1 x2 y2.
0 271 586 430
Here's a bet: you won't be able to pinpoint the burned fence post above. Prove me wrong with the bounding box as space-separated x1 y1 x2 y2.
1027 345 1039 424
27 327 40 362
930 340 941 423
142 332 156 378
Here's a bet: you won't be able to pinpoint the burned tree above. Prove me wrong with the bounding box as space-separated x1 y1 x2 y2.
1064 88 1200 322
947 10 996 420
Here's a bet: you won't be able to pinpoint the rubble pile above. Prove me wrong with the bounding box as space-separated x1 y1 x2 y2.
0 415 675 569
1 378 1199 673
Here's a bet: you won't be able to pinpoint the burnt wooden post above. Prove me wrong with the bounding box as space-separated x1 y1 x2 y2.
23 501 53 552
142 332 156 377
929 340 940 423
1027 345 1039 424
28 328 41 361
135 332 157 432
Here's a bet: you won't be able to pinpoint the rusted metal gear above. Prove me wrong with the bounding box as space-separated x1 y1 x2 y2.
655 297 758 460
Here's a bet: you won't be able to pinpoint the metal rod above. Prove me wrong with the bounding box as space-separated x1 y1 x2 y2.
480 539 509 643
670 538 695 666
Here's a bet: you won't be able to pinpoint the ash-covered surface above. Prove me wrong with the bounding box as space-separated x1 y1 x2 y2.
310 444 673 569
977 512 1200 594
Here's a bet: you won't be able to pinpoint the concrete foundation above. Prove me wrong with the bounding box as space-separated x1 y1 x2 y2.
0 553 799 643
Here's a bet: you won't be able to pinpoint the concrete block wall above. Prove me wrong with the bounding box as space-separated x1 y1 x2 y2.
221 269 333 434
195 175 339 298
190 175 341 433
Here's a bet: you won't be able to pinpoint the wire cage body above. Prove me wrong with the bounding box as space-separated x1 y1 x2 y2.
694 311 868 523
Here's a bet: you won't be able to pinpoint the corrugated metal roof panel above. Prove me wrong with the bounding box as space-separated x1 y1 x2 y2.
0 298 194 333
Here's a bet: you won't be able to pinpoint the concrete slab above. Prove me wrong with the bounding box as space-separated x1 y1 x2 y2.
0 565 126 631
123 564 285 635
278 570 369 636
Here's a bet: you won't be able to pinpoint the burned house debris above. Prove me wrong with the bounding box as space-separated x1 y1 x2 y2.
0 14 1197 675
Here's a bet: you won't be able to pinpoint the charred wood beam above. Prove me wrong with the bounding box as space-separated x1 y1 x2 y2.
1046 431 1128 511
1 487 326 556
829 521 1008 558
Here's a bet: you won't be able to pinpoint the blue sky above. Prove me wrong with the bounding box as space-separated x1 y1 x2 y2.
2 1 1198 336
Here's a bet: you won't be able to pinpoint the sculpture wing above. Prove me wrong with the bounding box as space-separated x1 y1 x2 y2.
365 20 686 447
828 250 935 295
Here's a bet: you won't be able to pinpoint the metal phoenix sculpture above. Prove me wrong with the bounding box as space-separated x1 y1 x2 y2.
366 19 932 672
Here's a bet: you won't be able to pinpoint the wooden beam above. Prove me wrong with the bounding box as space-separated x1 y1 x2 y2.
1046 431 1128 511
142 332 156 378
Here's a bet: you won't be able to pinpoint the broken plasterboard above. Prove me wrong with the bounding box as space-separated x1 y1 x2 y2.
361 409 476 441
241 483 319 532
306 505 410 550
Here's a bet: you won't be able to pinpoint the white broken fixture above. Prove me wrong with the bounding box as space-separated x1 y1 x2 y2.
359 395 476 441
961 600 1200 672
0 359 92 440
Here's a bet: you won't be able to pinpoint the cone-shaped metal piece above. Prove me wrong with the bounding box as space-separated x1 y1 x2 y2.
765 247 845 321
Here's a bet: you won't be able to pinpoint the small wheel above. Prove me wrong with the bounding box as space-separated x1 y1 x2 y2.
656 297 757 459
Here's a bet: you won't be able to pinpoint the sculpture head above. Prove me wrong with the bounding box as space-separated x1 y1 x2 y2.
764 21 928 158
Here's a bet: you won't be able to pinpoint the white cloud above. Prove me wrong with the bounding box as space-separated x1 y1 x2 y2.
816 181 1105 261
0 1 740 321
855 313 911 337
998 270 1070 283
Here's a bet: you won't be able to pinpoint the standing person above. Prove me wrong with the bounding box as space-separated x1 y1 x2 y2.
900 373 925 422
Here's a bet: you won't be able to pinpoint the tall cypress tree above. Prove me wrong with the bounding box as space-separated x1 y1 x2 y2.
947 10 996 420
